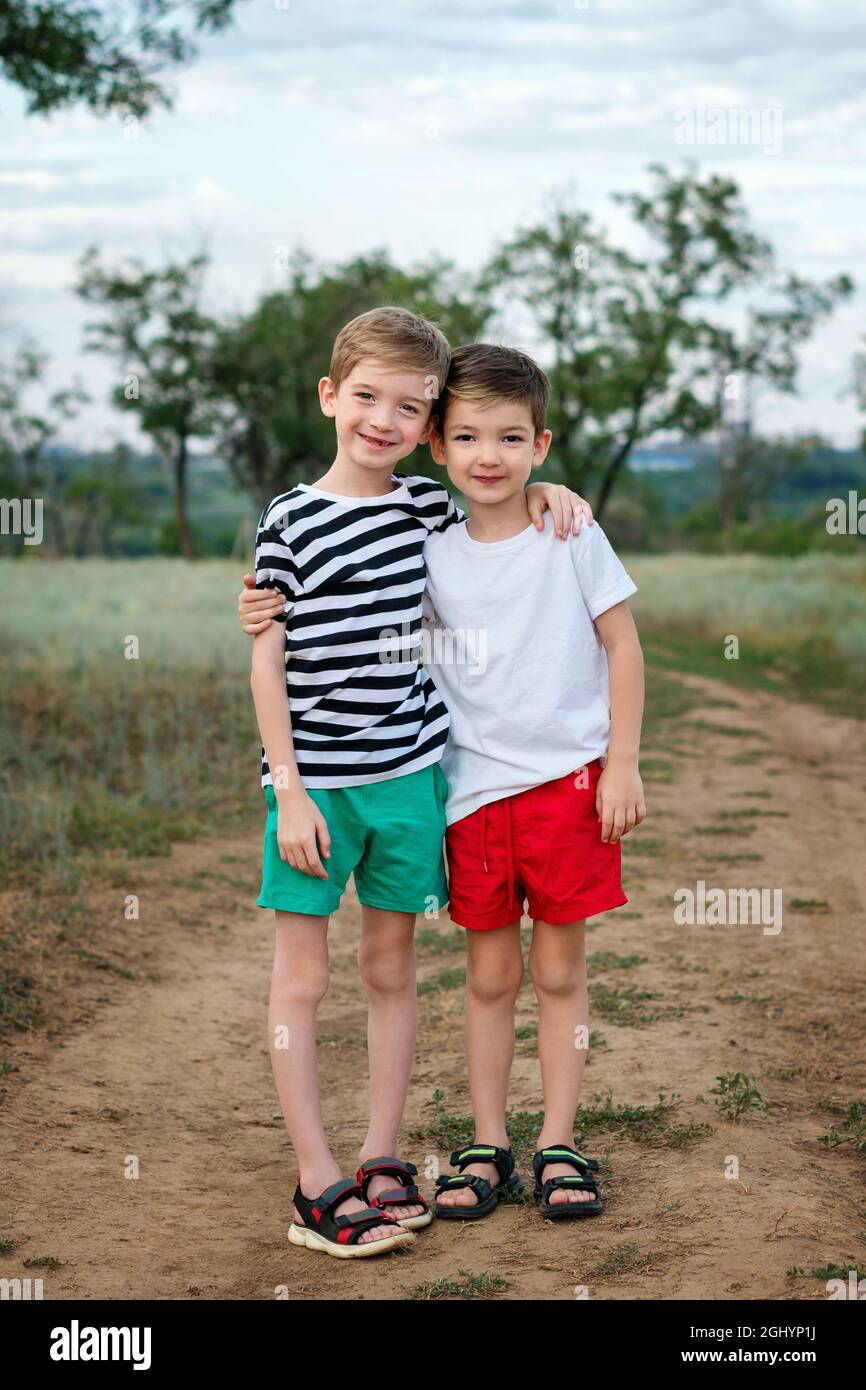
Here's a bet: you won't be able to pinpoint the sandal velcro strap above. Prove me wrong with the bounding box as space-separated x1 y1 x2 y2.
450 1144 500 1166
449 1143 516 1187
310 1178 364 1221
533 1145 599 1180
334 1207 399 1245
539 1175 601 1209
368 1184 422 1207
541 1174 599 1195
358 1156 418 1181
336 1206 397 1227
356 1155 429 1217
435 1173 493 1203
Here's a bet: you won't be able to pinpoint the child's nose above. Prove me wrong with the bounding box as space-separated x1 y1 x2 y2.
369 405 396 431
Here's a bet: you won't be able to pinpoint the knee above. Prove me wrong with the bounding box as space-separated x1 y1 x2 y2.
468 956 523 1006
272 960 330 1009
358 945 414 997
528 955 581 998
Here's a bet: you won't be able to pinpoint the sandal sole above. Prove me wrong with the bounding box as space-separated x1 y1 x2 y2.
393 1211 434 1230
537 1197 604 1219
540 1205 603 1219
288 1223 415 1258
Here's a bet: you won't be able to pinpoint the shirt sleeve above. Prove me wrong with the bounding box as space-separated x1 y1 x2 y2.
419 479 465 533
434 491 465 532
570 523 637 621
254 514 298 625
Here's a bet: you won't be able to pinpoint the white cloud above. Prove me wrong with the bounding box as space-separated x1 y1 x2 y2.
190 177 233 204
0 0 863 444
0 253 71 290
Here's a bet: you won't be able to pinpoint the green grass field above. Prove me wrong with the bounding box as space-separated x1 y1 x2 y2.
628 551 866 712
1 551 864 892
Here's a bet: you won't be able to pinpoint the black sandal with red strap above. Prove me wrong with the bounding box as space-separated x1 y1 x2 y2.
433 1142 524 1220
356 1156 433 1230
288 1177 415 1258
532 1143 604 1219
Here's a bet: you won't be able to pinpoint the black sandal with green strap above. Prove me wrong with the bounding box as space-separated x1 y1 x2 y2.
433 1143 523 1220
532 1143 603 1219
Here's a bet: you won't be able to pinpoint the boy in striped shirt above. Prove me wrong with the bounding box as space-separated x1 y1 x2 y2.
245 306 591 1258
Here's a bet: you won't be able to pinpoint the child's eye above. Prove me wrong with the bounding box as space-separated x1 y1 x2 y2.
503 435 523 444
453 433 475 443
399 403 420 415
356 391 374 401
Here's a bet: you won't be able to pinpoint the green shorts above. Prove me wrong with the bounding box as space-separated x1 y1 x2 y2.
257 761 449 917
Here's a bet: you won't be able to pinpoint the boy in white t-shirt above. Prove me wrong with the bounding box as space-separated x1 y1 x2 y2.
426 343 646 1223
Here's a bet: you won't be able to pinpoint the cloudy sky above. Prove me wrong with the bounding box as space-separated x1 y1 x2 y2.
1 0 864 449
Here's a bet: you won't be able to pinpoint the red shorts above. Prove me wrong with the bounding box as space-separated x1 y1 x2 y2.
445 759 627 931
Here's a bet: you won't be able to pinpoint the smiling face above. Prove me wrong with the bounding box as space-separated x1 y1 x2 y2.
430 397 552 507
318 358 436 478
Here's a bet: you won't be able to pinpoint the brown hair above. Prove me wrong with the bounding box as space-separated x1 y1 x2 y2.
437 343 550 437
329 306 451 400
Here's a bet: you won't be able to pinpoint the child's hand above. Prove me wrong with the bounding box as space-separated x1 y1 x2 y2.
276 789 332 878
239 573 286 634
526 483 594 538
595 761 646 843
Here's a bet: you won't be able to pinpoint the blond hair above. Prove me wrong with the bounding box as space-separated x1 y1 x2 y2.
437 343 550 436
329 306 451 400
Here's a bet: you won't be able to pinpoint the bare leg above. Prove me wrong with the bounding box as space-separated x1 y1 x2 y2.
437 921 524 1208
356 905 425 1219
529 917 595 1205
269 909 395 1243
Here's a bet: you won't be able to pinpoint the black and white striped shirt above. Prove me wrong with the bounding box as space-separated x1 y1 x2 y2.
254 473 462 789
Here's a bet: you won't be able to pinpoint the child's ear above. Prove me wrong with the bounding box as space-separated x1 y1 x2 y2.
418 403 439 445
531 428 553 468
427 424 447 466
318 376 337 417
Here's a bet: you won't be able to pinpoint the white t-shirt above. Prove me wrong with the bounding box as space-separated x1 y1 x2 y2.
422 513 638 826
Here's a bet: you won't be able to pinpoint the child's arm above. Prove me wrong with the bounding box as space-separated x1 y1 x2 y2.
593 600 646 844
250 621 331 878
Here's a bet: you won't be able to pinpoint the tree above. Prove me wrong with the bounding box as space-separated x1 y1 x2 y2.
59 443 146 556
0 0 239 118
207 249 491 509
707 273 853 549
77 244 220 556
482 165 846 521
0 346 88 554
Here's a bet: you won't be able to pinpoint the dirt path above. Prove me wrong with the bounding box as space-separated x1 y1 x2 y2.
3 669 865 1300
